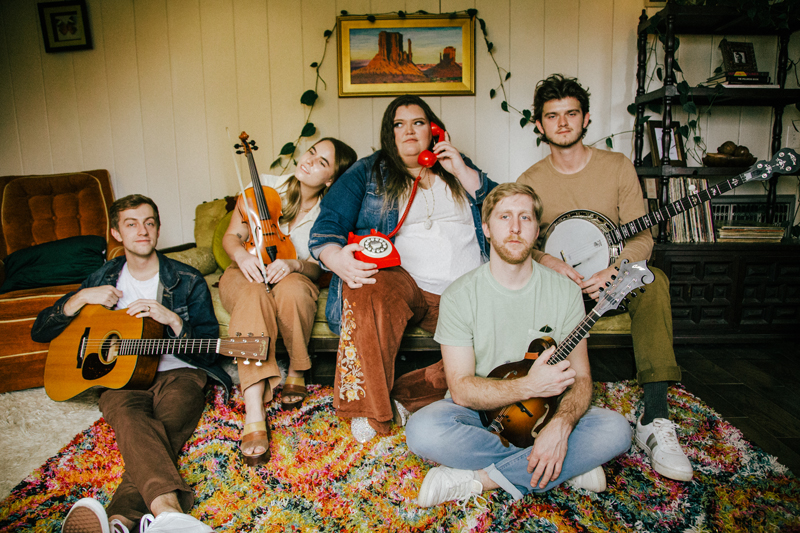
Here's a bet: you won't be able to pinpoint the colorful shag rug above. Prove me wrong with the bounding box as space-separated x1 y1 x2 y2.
1 381 798 533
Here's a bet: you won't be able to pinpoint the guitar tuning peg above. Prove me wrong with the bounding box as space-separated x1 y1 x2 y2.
243 358 250 365
236 332 242 337
248 332 254 337
255 360 262 366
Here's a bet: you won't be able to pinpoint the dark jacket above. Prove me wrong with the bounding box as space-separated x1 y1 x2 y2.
32 251 232 398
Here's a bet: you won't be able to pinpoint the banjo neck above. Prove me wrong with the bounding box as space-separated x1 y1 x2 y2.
606 166 769 246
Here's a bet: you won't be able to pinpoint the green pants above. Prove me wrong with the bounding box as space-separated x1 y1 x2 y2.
626 266 682 384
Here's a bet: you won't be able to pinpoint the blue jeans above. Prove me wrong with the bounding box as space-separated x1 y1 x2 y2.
406 399 632 499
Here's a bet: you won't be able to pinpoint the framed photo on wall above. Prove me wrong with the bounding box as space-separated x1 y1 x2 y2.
648 121 686 166
337 14 475 97
38 0 93 53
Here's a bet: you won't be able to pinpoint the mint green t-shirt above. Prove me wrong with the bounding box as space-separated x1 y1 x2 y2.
434 262 584 381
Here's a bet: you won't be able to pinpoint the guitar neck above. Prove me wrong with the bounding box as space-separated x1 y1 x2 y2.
115 338 220 357
548 312 600 365
606 169 750 246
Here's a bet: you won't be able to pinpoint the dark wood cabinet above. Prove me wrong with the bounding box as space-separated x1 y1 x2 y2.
652 242 800 342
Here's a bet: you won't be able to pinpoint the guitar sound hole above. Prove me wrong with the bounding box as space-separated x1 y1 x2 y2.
81 333 120 381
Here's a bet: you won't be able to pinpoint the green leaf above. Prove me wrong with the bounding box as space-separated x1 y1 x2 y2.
520 117 529 128
627 103 637 116
533 125 541 135
674 36 680 52
536 137 542 147
637 115 651 125
270 157 282 169
340 10 347 15
522 109 531 119
300 123 316 137
367 15 376 22
479 18 486 31
501 101 508 112
672 60 682 73
657 67 663 81
693 136 702 144
648 103 662 114
688 119 697 129
310 62 318 68
280 142 295 156
504 72 511 81
300 90 318 106
606 137 613 149
713 65 722 74
398 11 405 18
683 102 697 115
467 8 477 17
678 125 689 139
324 29 332 38
487 41 493 52
489 88 496 99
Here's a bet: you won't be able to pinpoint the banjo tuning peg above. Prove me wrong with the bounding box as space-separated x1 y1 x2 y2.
611 275 617 280
605 281 611 287
639 288 646 293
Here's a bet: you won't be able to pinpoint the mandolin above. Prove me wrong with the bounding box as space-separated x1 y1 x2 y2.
481 259 654 448
234 132 297 266
44 305 268 401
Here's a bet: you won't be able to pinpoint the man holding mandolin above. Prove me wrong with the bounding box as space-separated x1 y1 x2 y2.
516 74 693 482
32 195 222 533
406 183 631 507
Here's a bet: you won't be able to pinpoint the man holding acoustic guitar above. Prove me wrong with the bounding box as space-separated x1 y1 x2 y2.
32 195 223 533
406 183 631 507
516 74 693 482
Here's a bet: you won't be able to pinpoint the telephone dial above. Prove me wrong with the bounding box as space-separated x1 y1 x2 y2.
347 122 444 269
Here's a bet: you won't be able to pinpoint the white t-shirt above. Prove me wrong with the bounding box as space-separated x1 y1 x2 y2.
116 264 196 372
393 175 482 295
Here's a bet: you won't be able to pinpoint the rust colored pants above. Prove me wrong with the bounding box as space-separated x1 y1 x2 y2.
334 267 448 434
219 265 319 403
100 368 207 523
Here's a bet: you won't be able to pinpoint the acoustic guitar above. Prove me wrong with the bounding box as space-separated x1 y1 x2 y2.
481 259 654 449
44 305 268 401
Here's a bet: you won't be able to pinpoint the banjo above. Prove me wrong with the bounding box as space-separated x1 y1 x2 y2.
542 148 798 280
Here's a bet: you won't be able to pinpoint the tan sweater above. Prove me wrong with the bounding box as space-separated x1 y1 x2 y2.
516 147 653 268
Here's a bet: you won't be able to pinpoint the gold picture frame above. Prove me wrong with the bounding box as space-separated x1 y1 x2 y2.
648 120 686 167
337 14 475 98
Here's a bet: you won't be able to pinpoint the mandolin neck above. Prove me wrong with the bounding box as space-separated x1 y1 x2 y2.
547 311 601 365
605 169 752 246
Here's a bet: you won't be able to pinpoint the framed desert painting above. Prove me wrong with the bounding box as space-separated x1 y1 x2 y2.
337 14 475 97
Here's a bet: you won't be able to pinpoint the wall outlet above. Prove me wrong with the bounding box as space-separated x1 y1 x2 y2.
787 121 800 149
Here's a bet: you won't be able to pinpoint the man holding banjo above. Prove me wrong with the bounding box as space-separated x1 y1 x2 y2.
516 74 693 482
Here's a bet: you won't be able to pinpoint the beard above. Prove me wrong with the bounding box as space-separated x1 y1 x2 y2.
491 236 536 265
541 126 587 148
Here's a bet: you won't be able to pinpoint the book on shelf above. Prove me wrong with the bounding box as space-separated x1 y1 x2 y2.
699 72 772 87
666 177 716 244
716 220 785 243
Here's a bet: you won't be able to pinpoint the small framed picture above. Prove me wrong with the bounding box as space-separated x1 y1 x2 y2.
648 121 686 167
38 0 93 54
719 39 757 72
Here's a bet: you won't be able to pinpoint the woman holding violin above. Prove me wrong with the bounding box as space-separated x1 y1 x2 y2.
220 137 356 465
309 95 497 444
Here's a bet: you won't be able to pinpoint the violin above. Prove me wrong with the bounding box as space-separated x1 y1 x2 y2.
480 260 653 448
234 132 296 265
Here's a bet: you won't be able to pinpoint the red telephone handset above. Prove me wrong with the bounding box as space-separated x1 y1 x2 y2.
347 122 445 269
417 123 445 168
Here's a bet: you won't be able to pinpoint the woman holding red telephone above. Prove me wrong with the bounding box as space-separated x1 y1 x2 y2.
219 137 356 465
309 95 498 443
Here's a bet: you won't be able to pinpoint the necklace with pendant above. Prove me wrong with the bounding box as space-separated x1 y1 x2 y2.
420 175 435 229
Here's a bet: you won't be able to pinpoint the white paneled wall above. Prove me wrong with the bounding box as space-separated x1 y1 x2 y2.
1 0 798 246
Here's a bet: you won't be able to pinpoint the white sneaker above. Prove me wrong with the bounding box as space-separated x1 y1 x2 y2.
139 513 213 533
566 466 607 493
110 520 130 533
351 417 377 443
416 466 483 508
392 399 411 427
61 497 109 533
635 415 693 481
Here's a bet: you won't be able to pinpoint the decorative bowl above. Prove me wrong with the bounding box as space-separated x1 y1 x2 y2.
702 153 757 167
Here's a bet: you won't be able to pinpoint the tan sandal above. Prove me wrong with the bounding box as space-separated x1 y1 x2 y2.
241 420 271 466
281 376 308 411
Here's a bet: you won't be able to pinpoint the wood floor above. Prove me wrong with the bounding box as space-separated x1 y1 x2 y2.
310 341 800 476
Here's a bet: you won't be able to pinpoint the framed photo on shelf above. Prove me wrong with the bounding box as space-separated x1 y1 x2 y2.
37 0 93 53
719 39 758 72
337 14 475 97
648 121 686 167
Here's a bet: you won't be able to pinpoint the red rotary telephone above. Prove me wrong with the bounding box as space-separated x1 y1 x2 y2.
347 122 445 269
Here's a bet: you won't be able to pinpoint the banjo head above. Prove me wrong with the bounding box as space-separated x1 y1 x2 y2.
542 210 622 279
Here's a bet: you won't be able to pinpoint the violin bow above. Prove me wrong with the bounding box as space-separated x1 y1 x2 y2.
226 127 271 293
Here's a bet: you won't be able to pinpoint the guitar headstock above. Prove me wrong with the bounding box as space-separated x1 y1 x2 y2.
594 259 655 317
745 148 798 183
235 131 258 156
220 336 268 363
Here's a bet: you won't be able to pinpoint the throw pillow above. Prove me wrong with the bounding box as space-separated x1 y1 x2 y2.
212 210 234 271
0 235 107 293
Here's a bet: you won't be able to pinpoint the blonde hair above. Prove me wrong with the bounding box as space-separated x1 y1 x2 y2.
481 183 544 224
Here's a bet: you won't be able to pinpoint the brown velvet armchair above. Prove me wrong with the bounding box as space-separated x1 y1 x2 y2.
0 170 121 393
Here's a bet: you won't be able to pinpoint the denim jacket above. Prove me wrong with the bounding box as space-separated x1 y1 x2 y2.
31 251 232 398
309 150 497 334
